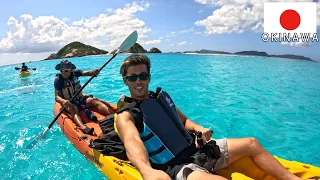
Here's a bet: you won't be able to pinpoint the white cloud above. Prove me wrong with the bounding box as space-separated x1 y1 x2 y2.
195 3 263 34
195 31 204 35
144 40 161 45
166 39 170 42
198 10 204 13
0 1 150 54
179 27 195 33
106 8 114 13
177 41 187 45
62 18 69 22
194 0 319 35
166 32 176 37
195 0 217 5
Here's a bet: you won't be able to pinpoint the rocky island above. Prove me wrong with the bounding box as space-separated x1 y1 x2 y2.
149 47 162 53
110 43 162 54
44 42 108 60
44 42 163 60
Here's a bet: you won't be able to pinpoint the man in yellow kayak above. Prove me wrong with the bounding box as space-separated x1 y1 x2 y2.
21 62 29 72
114 55 302 180
54 60 115 135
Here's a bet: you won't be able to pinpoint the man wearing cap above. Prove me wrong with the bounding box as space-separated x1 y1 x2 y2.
21 62 29 72
54 60 115 135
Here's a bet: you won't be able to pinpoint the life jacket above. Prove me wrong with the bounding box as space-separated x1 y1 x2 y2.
114 88 195 165
21 65 28 71
56 72 82 100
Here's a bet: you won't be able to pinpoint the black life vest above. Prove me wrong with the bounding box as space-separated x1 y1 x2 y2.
56 73 82 100
114 88 195 165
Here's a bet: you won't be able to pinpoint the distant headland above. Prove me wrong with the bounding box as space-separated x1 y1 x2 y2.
183 49 314 61
44 42 162 60
44 42 108 60
43 41 314 62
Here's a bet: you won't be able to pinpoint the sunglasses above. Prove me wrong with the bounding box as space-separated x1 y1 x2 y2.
60 69 70 73
125 72 150 82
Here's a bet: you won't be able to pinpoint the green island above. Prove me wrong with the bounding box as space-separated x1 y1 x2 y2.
44 42 162 60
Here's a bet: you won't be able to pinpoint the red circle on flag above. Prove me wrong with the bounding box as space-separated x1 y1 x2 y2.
280 9 300 30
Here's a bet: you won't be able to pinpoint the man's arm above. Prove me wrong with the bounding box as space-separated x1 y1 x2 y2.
81 69 99 76
55 90 66 104
54 79 66 104
177 108 212 142
176 108 205 133
116 112 153 175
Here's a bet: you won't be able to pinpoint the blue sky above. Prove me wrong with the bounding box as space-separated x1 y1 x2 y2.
0 0 319 65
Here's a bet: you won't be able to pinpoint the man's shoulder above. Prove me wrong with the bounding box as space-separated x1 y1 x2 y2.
72 69 81 73
54 74 63 89
117 102 144 131
116 110 144 132
118 102 141 114
117 111 132 119
54 74 62 81
72 69 83 77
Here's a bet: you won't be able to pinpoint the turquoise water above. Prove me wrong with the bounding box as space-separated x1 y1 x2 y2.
0 54 319 179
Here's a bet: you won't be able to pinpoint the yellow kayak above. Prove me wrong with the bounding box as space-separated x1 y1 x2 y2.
20 71 30 77
219 156 320 179
54 102 320 179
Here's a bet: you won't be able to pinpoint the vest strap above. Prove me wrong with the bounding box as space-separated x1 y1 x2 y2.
149 145 166 156
141 132 154 142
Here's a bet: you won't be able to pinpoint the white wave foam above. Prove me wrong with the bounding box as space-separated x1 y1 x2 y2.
0 84 42 94
16 139 24 147
0 144 5 152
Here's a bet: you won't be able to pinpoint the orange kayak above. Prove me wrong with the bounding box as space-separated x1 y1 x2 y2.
54 102 143 179
54 102 320 179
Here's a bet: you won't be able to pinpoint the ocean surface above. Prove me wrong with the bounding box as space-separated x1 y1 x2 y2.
0 53 319 179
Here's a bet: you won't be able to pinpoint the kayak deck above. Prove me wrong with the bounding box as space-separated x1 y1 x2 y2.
20 71 30 77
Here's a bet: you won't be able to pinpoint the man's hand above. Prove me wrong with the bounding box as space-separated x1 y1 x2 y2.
200 127 213 142
195 127 213 148
142 169 171 180
62 100 73 110
92 68 100 76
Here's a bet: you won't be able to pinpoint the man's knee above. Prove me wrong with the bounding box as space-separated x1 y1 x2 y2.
248 137 262 150
88 97 100 106
69 104 79 114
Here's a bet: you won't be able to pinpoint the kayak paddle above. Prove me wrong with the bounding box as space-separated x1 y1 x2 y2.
15 67 37 70
25 30 138 149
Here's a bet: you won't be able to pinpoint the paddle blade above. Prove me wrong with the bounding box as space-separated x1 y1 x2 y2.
117 31 138 53
32 68 36 70
25 128 49 149
15 67 21 70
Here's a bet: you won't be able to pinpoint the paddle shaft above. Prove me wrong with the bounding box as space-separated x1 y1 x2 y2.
48 53 118 129
15 67 36 70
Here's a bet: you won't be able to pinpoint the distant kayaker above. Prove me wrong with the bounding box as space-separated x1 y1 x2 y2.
114 54 302 180
21 62 29 72
54 60 115 135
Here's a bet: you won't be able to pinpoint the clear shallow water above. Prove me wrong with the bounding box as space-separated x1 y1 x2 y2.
0 54 319 179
